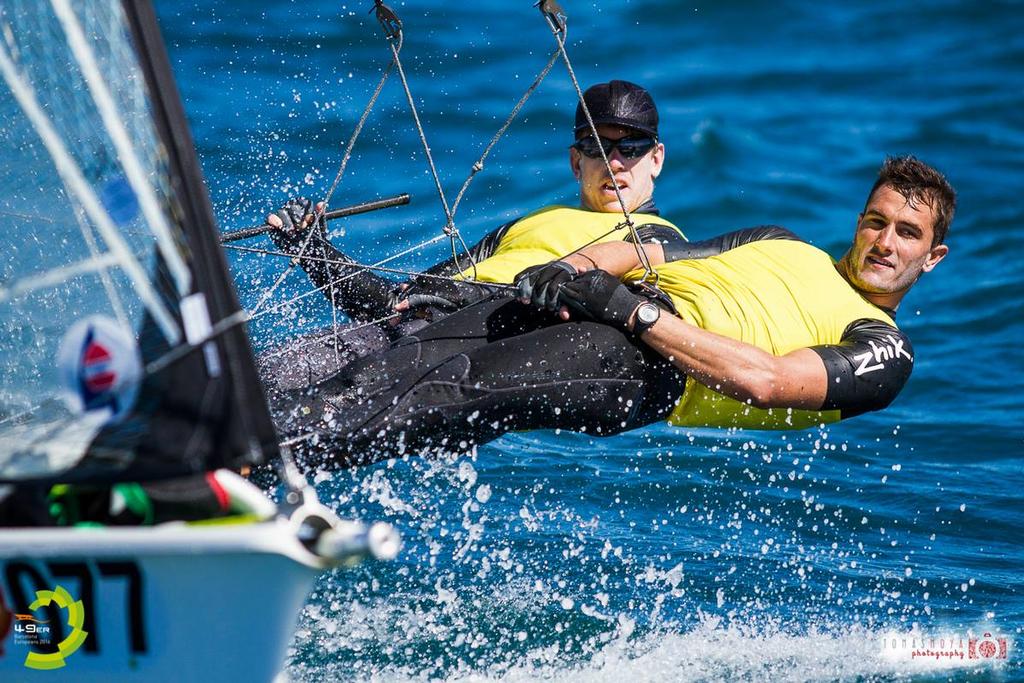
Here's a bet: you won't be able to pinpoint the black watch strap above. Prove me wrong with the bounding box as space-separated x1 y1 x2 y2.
632 302 660 336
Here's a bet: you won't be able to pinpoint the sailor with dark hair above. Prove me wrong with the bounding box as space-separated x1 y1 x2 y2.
260 81 685 392
276 156 956 469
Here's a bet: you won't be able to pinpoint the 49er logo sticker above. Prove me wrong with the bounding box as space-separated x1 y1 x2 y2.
14 585 88 670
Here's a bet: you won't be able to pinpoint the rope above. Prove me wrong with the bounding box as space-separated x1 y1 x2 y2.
254 0 562 328
249 39 400 318
449 47 562 220
245 1 661 352
369 4 560 283
228 213 627 330
227 242 517 295
538 6 661 288
382 21 478 281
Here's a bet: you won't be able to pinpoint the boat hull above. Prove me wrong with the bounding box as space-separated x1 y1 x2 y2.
0 521 326 682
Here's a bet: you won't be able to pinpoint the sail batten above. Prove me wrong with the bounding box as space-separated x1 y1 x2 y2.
0 38 182 345
0 251 121 304
70 200 133 330
51 0 193 301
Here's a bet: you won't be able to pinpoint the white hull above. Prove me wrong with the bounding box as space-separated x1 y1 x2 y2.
0 521 334 682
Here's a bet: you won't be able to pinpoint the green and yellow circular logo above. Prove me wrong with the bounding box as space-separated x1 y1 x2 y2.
18 585 89 670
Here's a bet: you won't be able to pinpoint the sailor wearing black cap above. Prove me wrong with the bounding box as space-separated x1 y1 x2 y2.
283 154 954 470
570 79 665 215
260 81 684 395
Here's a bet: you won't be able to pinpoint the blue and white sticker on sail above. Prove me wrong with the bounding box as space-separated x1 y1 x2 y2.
57 316 141 422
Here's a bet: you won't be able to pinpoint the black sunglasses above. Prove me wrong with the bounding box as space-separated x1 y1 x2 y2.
571 134 658 159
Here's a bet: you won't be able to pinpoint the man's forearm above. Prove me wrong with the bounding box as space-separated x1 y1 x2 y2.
563 242 665 277
632 313 829 410
295 240 398 320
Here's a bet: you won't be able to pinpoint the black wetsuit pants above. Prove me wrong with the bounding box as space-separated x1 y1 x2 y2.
286 297 687 469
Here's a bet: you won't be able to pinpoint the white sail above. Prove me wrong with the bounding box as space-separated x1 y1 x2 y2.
0 0 278 483
0 2 399 680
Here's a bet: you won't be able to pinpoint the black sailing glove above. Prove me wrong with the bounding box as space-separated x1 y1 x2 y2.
557 269 645 330
268 197 328 255
514 260 578 311
395 275 500 313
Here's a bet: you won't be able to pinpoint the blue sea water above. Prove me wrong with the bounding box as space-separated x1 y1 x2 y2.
157 0 1024 680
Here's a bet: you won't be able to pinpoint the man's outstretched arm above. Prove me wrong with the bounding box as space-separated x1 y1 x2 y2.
557 270 912 414
518 226 799 313
552 268 827 409
634 314 914 413
560 225 799 277
266 198 504 318
266 198 397 322
561 240 667 276
631 311 829 409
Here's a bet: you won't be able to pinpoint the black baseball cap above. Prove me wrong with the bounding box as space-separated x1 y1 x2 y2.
574 80 659 139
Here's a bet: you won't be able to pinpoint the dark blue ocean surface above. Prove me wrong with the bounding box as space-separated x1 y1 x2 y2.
158 1 1023 679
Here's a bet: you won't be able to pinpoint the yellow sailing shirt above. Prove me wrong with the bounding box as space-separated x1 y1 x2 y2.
624 238 897 430
458 205 684 284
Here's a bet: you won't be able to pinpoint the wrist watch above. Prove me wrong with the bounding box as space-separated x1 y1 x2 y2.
632 301 660 336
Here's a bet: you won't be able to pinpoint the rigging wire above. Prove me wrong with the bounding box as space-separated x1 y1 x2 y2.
537 1 661 288
227 241 518 320
246 0 667 393
226 206 636 363
448 46 563 221
248 25 401 319
227 209 629 307
248 2 412 358
375 5 479 282
251 1 564 333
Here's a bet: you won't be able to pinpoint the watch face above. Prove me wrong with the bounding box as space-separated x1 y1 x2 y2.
638 303 659 324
